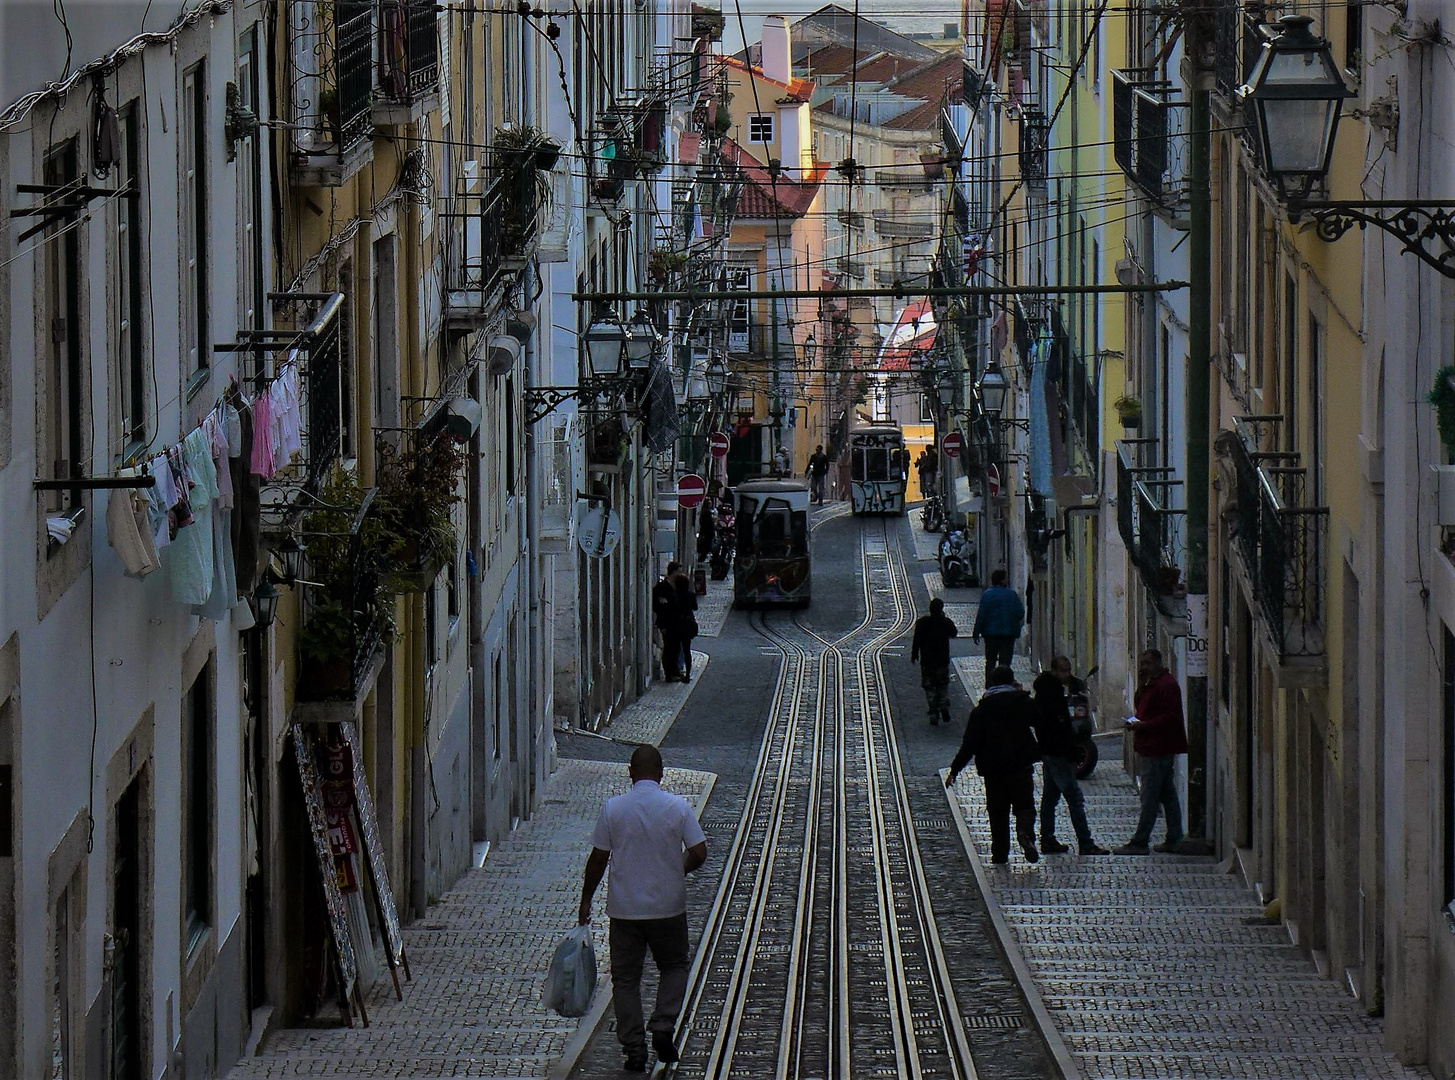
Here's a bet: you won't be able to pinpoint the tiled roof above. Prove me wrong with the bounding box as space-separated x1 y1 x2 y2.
721 54 815 102
721 139 826 218
875 299 937 371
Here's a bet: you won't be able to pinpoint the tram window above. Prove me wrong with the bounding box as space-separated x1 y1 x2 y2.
760 511 791 557
865 449 889 481
852 448 865 479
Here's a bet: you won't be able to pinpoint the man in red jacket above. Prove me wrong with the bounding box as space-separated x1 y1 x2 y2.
1114 648 1190 855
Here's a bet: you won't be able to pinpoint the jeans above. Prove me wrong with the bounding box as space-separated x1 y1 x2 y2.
982 635 1016 681
920 664 951 721
983 767 1037 860
1131 754 1184 846
810 473 826 503
610 914 691 1053
1040 755 1095 848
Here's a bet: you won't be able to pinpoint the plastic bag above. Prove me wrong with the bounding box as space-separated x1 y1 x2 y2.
542 924 598 1018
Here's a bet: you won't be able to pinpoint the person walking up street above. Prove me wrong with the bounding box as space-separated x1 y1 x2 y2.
1115 648 1190 855
653 561 684 682
917 445 938 497
806 444 830 504
672 571 699 683
944 665 1043 864
1032 657 1109 855
579 745 708 1072
972 569 1025 681
910 597 959 726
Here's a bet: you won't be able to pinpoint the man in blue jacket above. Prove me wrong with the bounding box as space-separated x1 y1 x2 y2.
972 569 1025 682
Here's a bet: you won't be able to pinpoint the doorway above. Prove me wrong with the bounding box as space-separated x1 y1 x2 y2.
111 780 143 1080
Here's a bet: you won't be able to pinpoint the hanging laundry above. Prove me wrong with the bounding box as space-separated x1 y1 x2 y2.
276 363 304 463
250 391 276 479
232 404 262 593
208 407 235 510
46 516 76 545
106 487 161 578
168 427 220 605
167 452 194 537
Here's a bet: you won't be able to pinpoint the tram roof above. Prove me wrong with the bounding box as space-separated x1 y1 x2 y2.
735 479 811 493
850 424 905 436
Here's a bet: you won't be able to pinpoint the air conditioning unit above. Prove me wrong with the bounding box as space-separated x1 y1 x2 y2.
1433 464 1455 527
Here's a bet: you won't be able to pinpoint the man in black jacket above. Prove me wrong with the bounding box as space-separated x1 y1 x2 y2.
1032 657 1108 856
910 597 958 725
944 666 1041 863
653 562 683 682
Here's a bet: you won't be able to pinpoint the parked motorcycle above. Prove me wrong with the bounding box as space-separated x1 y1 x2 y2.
920 494 945 533
710 503 736 581
1067 666 1099 779
937 529 978 588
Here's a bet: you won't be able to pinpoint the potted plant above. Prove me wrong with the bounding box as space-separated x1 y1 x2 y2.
374 430 465 588
1114 394 1142 430
299 600 355 695
648 248 688 285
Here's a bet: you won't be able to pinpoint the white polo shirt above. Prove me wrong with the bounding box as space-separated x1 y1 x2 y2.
590 779 706 920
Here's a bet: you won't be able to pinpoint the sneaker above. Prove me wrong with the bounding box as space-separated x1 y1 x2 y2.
1114 842 1150 856
1152 840 1183 854
1079 843 1110 856
653 1033 680 1065
1021 842 1039 863
1040 838 1070 854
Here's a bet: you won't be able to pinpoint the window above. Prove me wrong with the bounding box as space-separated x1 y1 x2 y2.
920 395 935 423
237 32 265 343
43 138 84 512
373 235 400 429
1282 274 1298 453
338 260 356 458
1309 314 1324 502
51 885 76 1078
181 63 209 385
1345 0 1363 72
492 653 504 760
182 665 212 946
1446 626 1455 918
726 266 751 345
117 104 147 454
505 374 517 495
747 113 774 144
426 588 439 669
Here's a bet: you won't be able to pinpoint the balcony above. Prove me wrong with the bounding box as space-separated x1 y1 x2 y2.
876 168 931 191
288 0 375 186
442 161 539 330
873 267 933 288
1019 107 1049 191
1214 0 1269 104
1112 69 1190 219
836 256 866 280
1226 416 1328 664
837 209 866 229
1116 440 1188 619
872 210 935 239
373 0 439 125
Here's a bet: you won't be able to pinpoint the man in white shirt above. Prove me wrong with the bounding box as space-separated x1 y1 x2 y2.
579 745 708 1072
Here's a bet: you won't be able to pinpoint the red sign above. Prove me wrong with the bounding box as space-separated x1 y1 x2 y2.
986 463 1001 498
677 473 708 509
942 431 964 458
709 431 731 459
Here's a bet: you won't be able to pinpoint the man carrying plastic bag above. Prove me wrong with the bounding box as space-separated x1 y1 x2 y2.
542 924 597 1018
577 746 708 1073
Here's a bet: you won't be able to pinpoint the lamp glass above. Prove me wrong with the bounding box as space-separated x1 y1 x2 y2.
706 359 727 397
278 535 305 583
978 365 1008 418
624 310 657 370
584 313 626 378
254 578 280 629
1257 97 1340 176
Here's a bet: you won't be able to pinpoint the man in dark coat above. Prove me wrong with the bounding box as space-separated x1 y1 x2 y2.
653 562 683 682
944 666 1042 864
910 597 958 726
1032 657 1108 855
1115 648 1191 855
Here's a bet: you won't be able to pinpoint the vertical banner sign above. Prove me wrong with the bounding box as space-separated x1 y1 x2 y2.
1185 595 1209 676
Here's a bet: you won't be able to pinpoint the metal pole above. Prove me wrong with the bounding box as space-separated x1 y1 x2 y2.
572 281 1188 303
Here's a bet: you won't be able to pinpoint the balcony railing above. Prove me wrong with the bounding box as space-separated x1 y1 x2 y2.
872 210 935 239
442 171 506 316
289 0 374 175
836 256 866 280
1116 440 1188 617
1214 0 1268 103
876 168 932 190
375 0 439 115
1227 416 1327 659
874 267 933 287
1019 107 1049 191
1111 69 1189 215
837 209 866 229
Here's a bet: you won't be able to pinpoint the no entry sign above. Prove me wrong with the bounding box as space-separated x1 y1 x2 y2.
677 473 708 509
942 431 964 458
986 463 1001 498
709 431 731 459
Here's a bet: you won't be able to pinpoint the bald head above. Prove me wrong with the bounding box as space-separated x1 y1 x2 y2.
629 744 664 783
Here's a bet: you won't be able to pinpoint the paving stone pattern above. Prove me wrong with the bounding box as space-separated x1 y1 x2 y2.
602 652 709 746
231 760 715 1080
944 643 1431 1080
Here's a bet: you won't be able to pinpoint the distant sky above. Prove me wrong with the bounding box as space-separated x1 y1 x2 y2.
719 2 961 57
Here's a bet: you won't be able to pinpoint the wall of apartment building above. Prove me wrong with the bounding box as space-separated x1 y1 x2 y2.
0 6 266 1076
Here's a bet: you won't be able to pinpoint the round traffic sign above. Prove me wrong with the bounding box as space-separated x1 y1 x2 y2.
986 463 1001 498
942 431 964 458
709 431 731 459
677 473 707 509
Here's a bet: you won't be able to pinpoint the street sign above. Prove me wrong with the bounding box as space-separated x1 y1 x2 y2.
710 431 731 458
942 431 964 458
986 463 1001 498
677 473 707 509
577 505 622 559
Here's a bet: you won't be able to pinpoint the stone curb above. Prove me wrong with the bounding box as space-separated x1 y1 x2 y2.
941 768 1085 1080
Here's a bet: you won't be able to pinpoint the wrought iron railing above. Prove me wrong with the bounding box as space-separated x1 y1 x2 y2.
377 0 439 104
1214 0 1268 102
1135 478 1188 609
1019 107 1049 190
872 210 935 238
300 296 344 490
1111 69 1189 213
442 171 505 298
289 0 374 160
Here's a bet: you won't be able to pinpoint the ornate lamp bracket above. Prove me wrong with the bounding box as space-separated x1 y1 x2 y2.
523 378 641 425
1296 201 1455 278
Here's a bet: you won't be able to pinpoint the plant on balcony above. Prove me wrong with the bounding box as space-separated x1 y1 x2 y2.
1428 366 1455 456
375 430 465 578
1114 394 1142 430
495 125 557 248
648 248 688 285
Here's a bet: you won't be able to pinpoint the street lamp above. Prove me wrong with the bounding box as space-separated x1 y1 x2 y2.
253 577 280 629
706 355 728 398
624 309 659 371
802 333 817 370
937 368 956 404
1238 15 1351 202
584 309 627 378
977 363 1008 420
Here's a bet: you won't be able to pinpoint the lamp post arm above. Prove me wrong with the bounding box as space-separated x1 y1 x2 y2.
1295 201 1455 278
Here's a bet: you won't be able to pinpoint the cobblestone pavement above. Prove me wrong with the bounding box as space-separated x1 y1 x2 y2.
944 643 1432 1080
230 760 715 1080
600 652 709 746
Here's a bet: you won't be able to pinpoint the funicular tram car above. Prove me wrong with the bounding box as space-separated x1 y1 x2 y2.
733 479 812 607
849 424 909 515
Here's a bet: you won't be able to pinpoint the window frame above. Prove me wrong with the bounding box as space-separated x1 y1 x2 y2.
747 113 774 144
43 136 85 514
182 664 213 950
116 102 148 459
180 61 210 391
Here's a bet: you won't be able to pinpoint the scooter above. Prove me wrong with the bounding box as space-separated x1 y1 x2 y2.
920 494 945 533
938 529 977 588
1067 666 1099 779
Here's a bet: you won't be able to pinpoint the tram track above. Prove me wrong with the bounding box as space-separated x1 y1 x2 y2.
674 517 979 1080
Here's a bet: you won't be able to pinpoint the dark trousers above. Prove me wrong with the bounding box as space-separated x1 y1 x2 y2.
983 767 1037 860
982 635 1016 680
1131 754 1184 846
610 914 691 1052
920 664 951 721
1041 755 1095 847
660 629 683 679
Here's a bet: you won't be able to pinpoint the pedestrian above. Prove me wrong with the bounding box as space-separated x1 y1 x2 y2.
917 445 938 497
944 665 1042 863
773 445 791 477
672 571 699 682
696 502 715 563
1114 648 1190 855
806 444 830 504
971 569 1025 682
578 745 708 1072
910 597 959 726
653 561 683 682
1032 657 1108 856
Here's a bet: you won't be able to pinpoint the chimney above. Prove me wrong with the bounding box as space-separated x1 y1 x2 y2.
761 16 792 85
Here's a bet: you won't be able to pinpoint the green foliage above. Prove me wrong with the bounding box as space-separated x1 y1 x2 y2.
375 430 465 568
1114 394 1142 426
1429 366 1455 454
